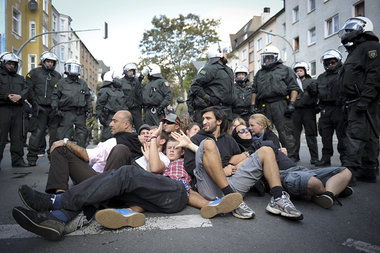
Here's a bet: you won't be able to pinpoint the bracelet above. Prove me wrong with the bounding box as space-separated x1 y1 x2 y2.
244 151 250 158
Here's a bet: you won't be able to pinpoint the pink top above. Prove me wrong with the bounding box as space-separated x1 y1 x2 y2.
86 138 117 173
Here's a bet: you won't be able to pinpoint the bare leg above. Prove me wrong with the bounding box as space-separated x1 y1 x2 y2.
202 139 229 189
129 206 145 213
257 146 282 188
188 189 210 209
325 168 352 195
307 176 326 196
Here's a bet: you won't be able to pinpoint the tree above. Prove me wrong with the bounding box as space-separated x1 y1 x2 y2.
139 14 220 97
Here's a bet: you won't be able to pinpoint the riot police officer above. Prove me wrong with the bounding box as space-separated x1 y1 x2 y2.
251 46 300 162
232 65 253 123
338 17 380 183
174 96 188 119
188 44 235 124
141 64 172 126
0 52 29 168
26 52 61 166
313 49 347 167
121 63 143 130
292 61 319 164
96 71 127 141
51 59 92 148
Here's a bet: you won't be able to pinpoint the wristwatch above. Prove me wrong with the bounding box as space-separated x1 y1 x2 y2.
63 138 69 146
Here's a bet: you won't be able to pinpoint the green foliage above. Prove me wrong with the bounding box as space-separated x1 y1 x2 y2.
139 13 220 96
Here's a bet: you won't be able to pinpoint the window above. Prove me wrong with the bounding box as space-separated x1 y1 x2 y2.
249 52 254 63
52 14 57 31
267 31 273 44
29 20 36 39
354 1 365 16
293 37 300 51
282 23 286 36
43 0 49 14
60 46 65 61
308 27 316 45
308 0 316 12
293 6 300 23
249 40 254 48
42 26 48 46
242 49 247 61
257 38 263 51
326 15 339 37
282 48 288 62
28 55 37 72
12 8 21 36
60 19 65 31
310 61 316 76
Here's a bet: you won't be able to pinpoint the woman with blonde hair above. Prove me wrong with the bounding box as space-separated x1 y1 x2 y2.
248 114 280 149
227 117 246 135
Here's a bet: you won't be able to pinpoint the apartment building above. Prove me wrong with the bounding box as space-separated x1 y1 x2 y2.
230 0 380 78
80 41 99 91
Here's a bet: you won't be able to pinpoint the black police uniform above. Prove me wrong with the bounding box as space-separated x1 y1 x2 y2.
315 64 347 166
121 76 143 130
340 32 380 182
0 67 29 166
26 67 61 164
252 61 300 161
142 77 172 126
96 82 127 141
292 76 319 163
51 77 92 147
188 62 235 124
232 81 253 123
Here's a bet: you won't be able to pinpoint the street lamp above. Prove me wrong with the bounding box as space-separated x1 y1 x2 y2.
259 29 296 64
49 39 81 52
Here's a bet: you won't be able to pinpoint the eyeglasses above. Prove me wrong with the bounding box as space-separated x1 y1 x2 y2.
237 128 250 134
164 120 176 125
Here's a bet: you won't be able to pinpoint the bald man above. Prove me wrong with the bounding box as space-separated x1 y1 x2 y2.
45 110 143 194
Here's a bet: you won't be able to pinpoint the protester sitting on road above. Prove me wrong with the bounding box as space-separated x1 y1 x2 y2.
183 106 303 220
249 113 287 156
185 122 201 138
162 113 182 136
45 110 142 194
12 122 242 241
233 123 353 209
138 123 151 145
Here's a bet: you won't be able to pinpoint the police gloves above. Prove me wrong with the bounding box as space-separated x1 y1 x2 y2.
284 101 295 118
55 108 64 118
250 105 259 114
156 106 165 115
209 96 221 106
356 98 369 113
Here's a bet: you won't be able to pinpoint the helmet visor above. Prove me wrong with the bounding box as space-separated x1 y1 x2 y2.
261 53 278 66
65 63 81 75
338 18 365 38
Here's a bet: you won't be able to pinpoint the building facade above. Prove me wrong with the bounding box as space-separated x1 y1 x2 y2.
230 0 380 78
80 41 99 91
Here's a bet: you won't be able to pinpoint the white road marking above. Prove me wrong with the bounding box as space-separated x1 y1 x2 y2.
0 214 212 239
342 238 380 253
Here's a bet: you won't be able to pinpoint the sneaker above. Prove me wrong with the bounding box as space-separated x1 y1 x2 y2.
12 206 65 241
232 201 255 219
312 194 334 209
200 193 243 219
95 208 145 229
18 185 54 212
337 186 354 198
266 191 303 220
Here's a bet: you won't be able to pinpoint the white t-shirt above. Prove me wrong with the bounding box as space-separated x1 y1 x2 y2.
135 152 170 171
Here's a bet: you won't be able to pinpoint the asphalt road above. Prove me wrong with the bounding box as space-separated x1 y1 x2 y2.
0 135 379 253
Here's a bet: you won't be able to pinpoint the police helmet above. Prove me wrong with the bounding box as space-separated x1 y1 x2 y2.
320 49 342 71
123 63 137 78
142 63 162 78
40 51 59 71
292 61 310 76
338 17 374 46
64 58 82 76
234 65 249 83
177 96 185 103
261 46 280 68
207 44 228 64
0 52 21 74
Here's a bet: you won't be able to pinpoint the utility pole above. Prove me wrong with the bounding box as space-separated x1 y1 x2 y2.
49 39 81 52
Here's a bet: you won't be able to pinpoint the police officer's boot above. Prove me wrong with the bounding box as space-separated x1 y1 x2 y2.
315 157 331 167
